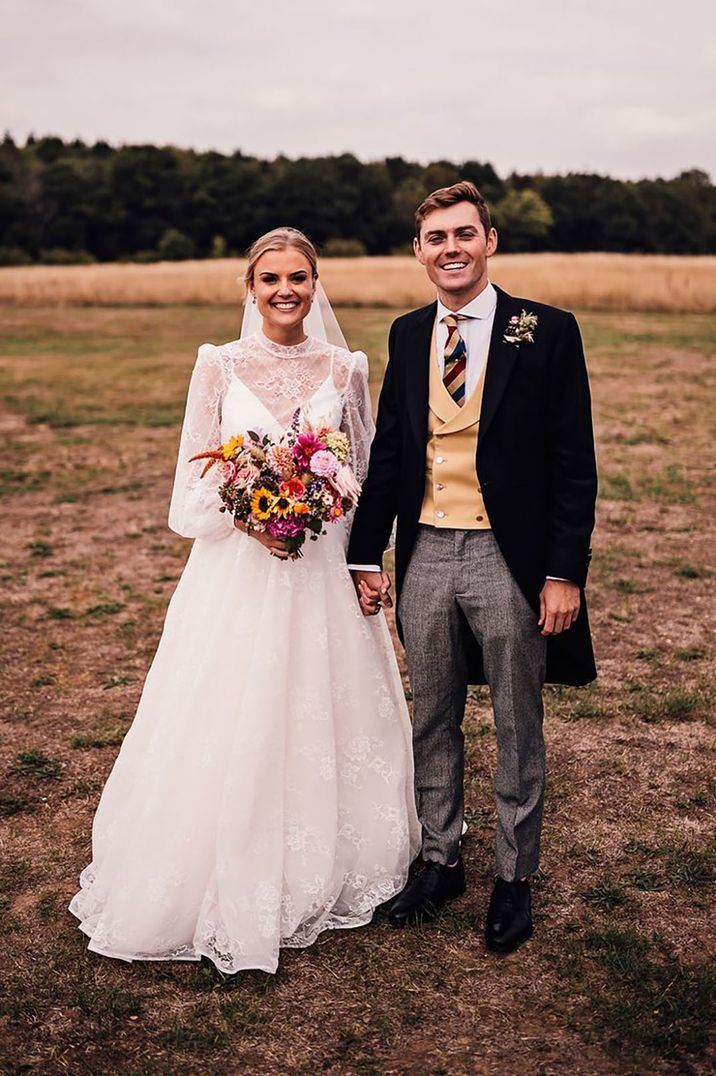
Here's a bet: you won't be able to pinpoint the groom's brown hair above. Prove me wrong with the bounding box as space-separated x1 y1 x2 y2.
415 181 492 241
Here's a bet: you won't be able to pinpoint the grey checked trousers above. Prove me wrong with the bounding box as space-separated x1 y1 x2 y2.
398 526 547 880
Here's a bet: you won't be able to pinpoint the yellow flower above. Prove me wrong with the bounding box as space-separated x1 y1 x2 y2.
323 431 350 464
274 495 292 518
220 434 244 460
250 487 276 520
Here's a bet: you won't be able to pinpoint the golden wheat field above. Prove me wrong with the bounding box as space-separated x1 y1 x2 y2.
1 253 715 312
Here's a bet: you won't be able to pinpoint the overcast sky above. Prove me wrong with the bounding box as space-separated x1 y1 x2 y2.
3 0 715 179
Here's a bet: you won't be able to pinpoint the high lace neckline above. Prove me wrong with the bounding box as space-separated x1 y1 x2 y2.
257 330 318 359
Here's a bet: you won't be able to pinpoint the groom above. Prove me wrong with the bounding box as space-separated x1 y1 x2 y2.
348 181 597 954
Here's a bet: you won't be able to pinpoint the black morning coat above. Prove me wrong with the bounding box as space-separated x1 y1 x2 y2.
346 285 599 687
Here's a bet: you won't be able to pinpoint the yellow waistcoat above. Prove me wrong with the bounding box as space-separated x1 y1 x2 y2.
419 321 491 529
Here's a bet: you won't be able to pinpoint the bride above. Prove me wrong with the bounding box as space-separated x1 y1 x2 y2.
69 227 420 974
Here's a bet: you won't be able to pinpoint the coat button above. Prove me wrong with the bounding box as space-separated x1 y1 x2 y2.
475 515 484 521
437 511 446 518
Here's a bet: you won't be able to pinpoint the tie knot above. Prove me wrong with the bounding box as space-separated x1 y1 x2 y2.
443 313 462 329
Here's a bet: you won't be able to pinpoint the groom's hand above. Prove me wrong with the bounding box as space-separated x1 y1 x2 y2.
538 579 580 635
351 570 393 616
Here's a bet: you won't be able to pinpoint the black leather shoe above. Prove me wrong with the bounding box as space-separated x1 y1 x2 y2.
484 877 534 954
388 858 466 927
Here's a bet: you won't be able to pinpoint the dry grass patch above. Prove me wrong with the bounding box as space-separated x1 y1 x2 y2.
0 304 715 1074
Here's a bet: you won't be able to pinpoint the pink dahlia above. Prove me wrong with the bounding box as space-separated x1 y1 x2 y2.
309 449 339 478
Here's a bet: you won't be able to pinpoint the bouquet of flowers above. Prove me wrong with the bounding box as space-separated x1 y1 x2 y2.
190 412 361 557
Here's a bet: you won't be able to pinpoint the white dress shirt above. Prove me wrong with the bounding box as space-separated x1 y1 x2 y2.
435 281 497 396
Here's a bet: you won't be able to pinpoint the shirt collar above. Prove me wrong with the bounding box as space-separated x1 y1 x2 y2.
436 281 497 322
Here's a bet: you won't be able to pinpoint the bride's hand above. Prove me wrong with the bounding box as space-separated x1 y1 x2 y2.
351 570 393 615
233 518 293 559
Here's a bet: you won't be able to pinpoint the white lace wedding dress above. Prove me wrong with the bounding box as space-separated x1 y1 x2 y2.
69 331 420 974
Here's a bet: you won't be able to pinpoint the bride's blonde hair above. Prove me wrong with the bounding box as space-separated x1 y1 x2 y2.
244 227 319 289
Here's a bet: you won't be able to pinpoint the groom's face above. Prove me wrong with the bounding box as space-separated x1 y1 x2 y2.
414 202 497 305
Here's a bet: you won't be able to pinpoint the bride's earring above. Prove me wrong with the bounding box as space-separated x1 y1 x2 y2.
252 296 256 305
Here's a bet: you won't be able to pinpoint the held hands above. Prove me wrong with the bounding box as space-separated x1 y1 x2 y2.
351 570 393 616
350 572 579 627
233 517 296 560
538 579 580 636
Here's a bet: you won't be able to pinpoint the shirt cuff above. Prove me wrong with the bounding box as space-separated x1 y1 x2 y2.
347 564 382 572
546 576 572 583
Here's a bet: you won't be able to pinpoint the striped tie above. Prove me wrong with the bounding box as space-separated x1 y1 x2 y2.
442 314 467 405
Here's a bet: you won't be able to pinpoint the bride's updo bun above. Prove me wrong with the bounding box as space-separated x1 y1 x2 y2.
244 227 319 288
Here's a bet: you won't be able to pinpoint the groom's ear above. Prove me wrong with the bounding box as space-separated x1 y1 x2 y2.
413 235 426 264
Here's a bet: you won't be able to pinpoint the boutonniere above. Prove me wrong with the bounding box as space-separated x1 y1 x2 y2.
504 309 538 347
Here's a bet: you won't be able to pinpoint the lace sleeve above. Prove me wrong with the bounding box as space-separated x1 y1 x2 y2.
340 350 374 489
168 344 235 541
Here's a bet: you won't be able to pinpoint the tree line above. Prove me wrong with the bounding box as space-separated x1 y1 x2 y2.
0 133 713 265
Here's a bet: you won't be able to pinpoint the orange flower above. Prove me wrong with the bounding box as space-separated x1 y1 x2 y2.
280 478 306 499
189 448 224 477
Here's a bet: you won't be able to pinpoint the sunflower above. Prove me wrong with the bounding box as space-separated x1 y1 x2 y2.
250 487 276 520
273 494 293 518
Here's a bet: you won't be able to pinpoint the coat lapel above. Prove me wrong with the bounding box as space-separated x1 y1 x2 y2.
405 302 436 446
478 285 519 447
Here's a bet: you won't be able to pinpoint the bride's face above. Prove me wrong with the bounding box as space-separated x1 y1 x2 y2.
251 249 316 336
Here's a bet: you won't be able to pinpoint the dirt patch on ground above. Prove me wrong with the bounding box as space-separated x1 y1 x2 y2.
0 306 714 1075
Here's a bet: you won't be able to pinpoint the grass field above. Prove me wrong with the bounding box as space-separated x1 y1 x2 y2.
1 253 715 312
0 304 715 1075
